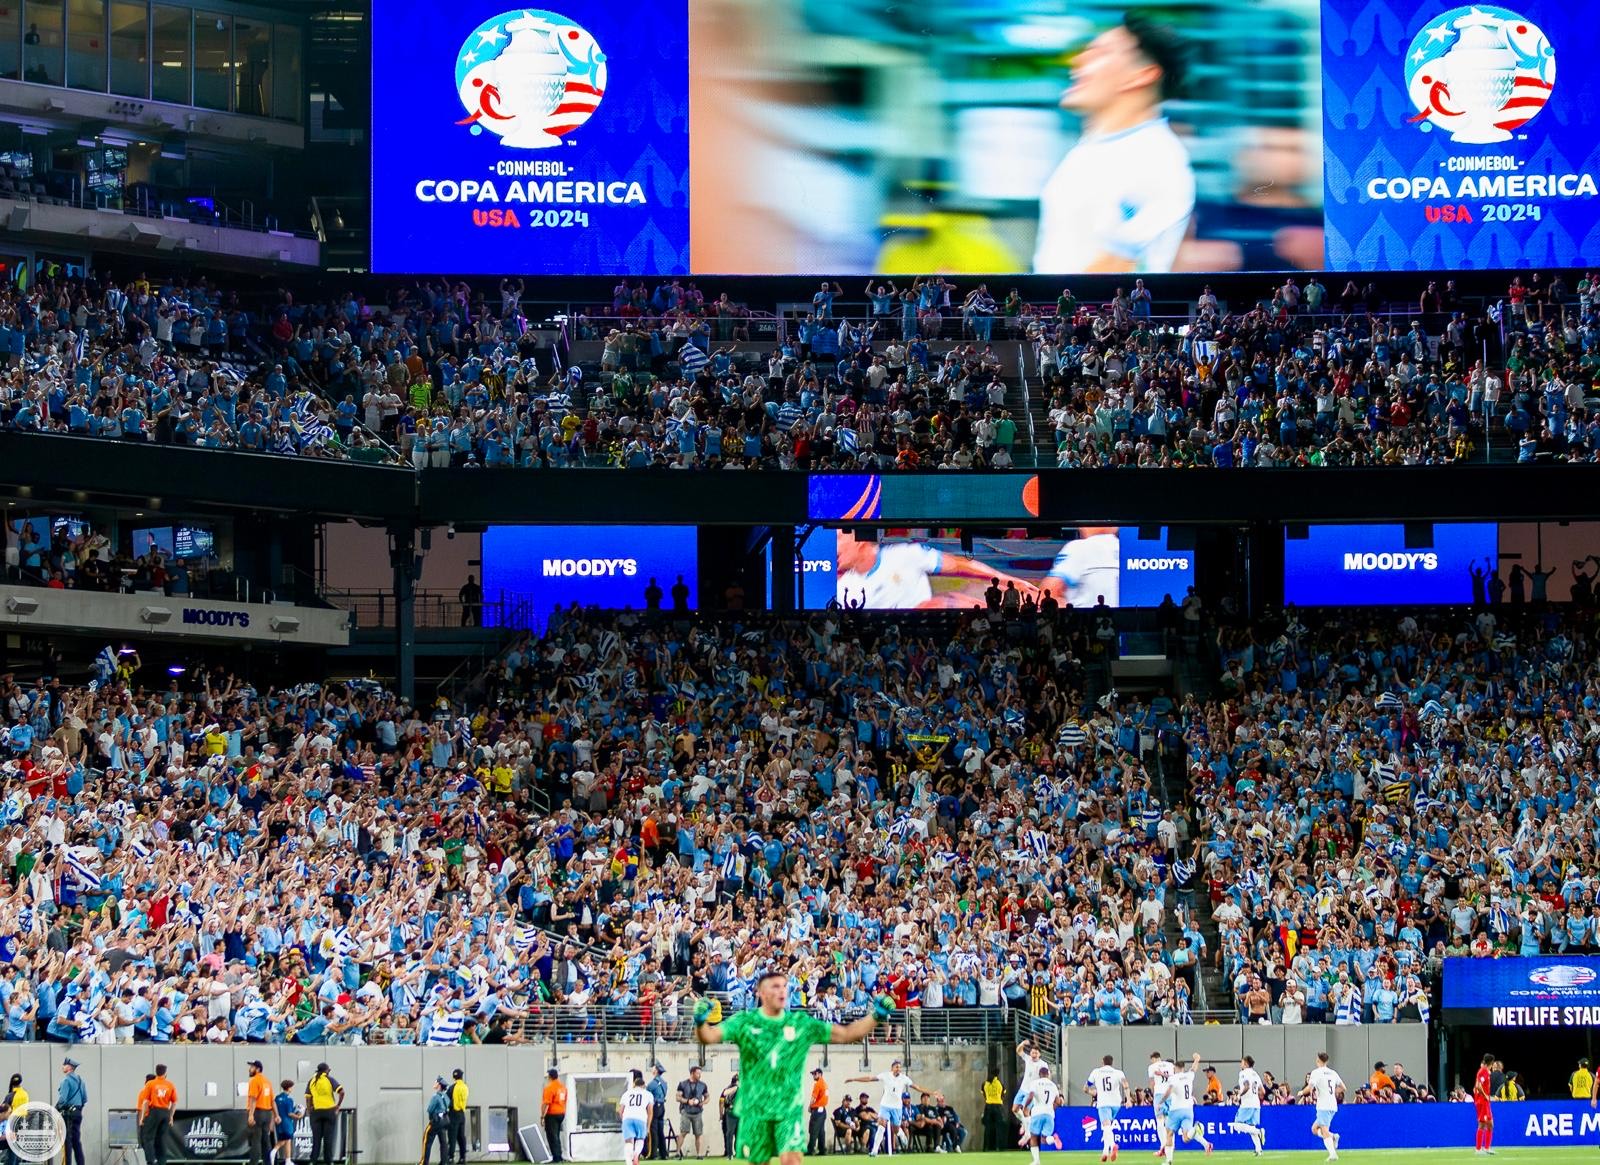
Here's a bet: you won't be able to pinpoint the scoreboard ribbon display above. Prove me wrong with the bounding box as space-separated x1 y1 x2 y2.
1322 0 1600 270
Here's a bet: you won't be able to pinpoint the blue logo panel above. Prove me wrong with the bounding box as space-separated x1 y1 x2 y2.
1322 0 1600 269
482 526 697 628
1444 955 1600 1024
1283 522 1498 606
371 0 689 275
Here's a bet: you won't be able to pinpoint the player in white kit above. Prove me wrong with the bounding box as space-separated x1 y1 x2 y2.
1033 15 1195 274
1227 1055 1266 1156
1014 1041 1049 1147
848 1059 930 1157
1083 1055 1129 1162
617 1070 654 1165
1020 1066 1062 1165
1162 1053 1212 1161
1297 1051 1345 1162
1147 1052 1175 1159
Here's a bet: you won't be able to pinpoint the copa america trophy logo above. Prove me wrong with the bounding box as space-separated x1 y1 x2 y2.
454 9 607 149
6 1103 66 1163
1404 5 1555 145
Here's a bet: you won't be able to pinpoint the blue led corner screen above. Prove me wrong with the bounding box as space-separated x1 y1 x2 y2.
482 526 697 618
370 0 689 275
1443 955 1600 1025
1283 523 1498 606
1118 528 1195 608
1322 0 1600 270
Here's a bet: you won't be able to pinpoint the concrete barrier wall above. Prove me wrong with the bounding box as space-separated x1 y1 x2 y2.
0 1043 992 1165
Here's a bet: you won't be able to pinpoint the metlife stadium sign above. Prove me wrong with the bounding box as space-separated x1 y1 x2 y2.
1443 954 1600 1025
1051 1103 1600 1150
370 0 689 274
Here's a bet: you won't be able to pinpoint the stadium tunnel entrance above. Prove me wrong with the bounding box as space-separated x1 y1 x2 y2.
1449 1023 1599 1100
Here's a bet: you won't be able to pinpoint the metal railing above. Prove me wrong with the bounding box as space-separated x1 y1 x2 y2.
480 1001 1057 1071
330 589 536 631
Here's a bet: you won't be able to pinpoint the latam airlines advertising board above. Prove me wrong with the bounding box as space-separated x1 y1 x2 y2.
1322 0 1600 270
370 0 689 275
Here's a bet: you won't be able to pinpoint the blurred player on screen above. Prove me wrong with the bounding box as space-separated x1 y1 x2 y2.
1033 14 1195 274
835 533 1040 609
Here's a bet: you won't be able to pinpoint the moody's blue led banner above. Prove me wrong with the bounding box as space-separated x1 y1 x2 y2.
1443 955 1600 1025
1051 1103 1600 1151
1283 523 1498 606
370 0 689 275
482 525 697 626
1323 0 1600 269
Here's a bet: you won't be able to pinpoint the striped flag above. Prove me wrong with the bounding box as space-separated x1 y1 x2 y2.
426 1010 465 1046
1374 692 1403 711
64 847 101 892
595 629 620 660
290 395 334 448
1057 723 1088 748
837 426 859 454
679 344 708 376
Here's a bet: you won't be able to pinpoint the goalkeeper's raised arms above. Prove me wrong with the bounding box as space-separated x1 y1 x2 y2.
872 994 897 1022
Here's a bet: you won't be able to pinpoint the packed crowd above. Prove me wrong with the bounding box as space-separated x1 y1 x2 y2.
1 270 1597 469
1195 603 1600 1024
0 593 1587 1047
1037 274 1600 467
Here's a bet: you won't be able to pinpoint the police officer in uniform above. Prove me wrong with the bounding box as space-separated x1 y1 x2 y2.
718 1075 738 1159
646 1066 667 1160
57 1060 86 1165
422 1078 451 1165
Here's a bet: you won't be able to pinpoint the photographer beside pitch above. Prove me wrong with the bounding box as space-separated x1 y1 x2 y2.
694 978 897 1165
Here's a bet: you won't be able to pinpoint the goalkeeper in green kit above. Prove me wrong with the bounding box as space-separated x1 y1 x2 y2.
695 974 897 1165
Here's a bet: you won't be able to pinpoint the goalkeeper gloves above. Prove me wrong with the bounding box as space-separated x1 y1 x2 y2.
872 994 897 1022
693 998 720 1026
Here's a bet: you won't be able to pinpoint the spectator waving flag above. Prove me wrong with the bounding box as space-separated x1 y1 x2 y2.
1057 722 1088 748
1374 692 1403 711
837 426 859 454
64 847 101 892
678 343 708 377
290 395 334 449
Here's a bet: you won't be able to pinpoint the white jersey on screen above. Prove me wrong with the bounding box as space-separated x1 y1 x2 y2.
838 542 942 609
1033 118 1195 274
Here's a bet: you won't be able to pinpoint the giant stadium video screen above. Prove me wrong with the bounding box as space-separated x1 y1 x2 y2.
370 0 1598 274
